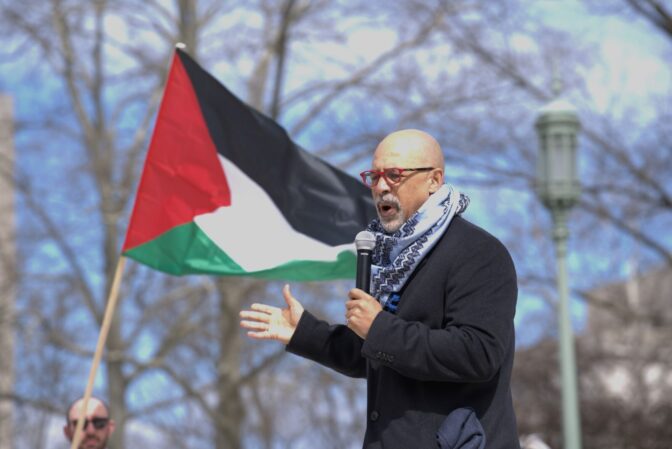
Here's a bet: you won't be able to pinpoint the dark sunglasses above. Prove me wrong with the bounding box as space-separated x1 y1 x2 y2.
69 417 110 430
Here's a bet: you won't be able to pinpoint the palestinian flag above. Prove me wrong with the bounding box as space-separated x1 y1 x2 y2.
122 48 376 281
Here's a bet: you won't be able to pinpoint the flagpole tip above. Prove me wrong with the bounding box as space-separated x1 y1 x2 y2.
175 42 187 50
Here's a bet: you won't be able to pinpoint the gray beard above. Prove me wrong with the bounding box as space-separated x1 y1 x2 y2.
379 210 406 233
376 194 405 233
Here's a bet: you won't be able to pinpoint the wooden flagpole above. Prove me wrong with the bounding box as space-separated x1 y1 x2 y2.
70 255 127 449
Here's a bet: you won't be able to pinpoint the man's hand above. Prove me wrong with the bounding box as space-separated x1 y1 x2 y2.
240 284 304 345
345 288 383 339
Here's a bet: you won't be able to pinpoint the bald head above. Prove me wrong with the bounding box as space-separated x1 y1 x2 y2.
373 129 444 173
64 396 115 449
66 397 109 421
369 129 446 233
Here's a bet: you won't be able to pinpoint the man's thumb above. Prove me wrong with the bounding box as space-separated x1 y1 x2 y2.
283 284 299 308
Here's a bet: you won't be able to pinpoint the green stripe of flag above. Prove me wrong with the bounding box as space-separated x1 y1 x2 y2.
123 222 358 281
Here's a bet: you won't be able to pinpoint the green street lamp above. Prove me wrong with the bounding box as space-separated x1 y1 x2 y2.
535 91 583 449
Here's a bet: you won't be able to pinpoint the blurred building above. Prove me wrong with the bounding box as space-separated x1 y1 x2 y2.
513 265 672 449
583 265 672 405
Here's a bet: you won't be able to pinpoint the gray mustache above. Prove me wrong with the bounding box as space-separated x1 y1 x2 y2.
376 195 400 209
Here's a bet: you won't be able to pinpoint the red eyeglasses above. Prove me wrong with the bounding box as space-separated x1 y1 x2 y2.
359 167 434 187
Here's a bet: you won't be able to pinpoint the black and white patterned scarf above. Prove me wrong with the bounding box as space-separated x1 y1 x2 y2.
367 184 469 312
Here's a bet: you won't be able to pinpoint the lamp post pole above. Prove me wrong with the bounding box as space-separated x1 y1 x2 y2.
535 93 583 449
552 207 582 449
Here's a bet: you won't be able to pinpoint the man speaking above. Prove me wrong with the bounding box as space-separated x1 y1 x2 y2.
240 129 519 449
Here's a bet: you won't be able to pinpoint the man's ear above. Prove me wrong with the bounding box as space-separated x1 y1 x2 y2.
63 425 73 440
428 169 444 193
108 419 116 435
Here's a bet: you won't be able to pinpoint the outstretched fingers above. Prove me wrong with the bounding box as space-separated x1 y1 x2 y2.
239 311 267 323
239 317 267 331
244 328 275 340
240 303 281 340
239 315 274 340
240 286 301 345
250 303 279 314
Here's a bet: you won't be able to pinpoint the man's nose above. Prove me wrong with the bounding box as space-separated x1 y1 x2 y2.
373 176 390 196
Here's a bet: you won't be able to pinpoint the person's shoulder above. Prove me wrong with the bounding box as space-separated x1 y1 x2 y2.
446 216 516 274
448 215 502 243
443 215 512 256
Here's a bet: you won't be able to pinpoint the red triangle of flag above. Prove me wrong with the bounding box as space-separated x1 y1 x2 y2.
123 52 231 252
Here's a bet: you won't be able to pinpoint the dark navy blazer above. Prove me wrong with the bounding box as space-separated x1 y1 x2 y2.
287 216 520 449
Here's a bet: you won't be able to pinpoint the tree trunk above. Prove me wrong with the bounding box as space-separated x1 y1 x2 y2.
106 313 127 449
0 94 16 449
214 278 246 449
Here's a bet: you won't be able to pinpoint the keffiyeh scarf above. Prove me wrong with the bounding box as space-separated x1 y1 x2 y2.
367 184 469 312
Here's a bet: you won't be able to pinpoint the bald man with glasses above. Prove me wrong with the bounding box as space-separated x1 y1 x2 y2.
241 129 520 449
63 396 115 449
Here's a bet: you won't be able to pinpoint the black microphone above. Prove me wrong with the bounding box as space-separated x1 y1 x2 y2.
355 231 376 294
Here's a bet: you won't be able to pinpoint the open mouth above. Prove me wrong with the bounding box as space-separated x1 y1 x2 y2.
377 200 399 218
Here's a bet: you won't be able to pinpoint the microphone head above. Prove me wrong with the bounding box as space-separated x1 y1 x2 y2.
355 231 376 251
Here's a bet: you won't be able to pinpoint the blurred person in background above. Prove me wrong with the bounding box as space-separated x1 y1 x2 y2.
63 396 115 449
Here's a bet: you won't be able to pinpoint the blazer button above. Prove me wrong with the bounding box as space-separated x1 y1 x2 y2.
370 410 379 422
